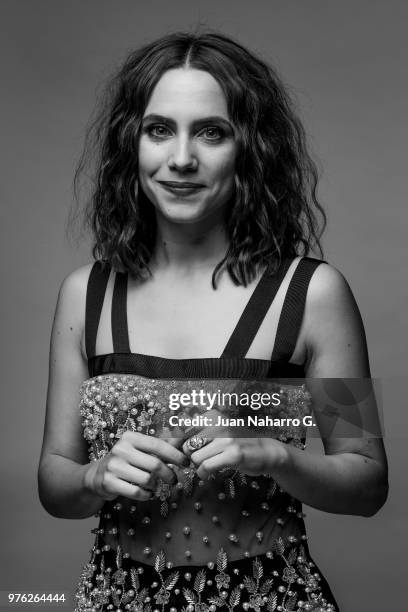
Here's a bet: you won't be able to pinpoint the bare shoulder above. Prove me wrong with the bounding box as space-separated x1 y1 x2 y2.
59 263 94 301
57 263 95 313
302 261 370 376
306 262 354 307
53 263 95 341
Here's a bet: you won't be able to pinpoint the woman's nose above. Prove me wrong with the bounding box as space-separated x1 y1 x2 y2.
167 137 198 171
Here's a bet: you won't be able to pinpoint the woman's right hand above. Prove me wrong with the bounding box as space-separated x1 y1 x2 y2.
84 431 189 502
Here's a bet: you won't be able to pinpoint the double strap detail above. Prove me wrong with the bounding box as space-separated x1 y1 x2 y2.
85 257 324 363
272 257 324 361
221 259 292 358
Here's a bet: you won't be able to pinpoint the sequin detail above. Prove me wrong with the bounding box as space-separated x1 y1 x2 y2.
74 541 337 611
75 374 337 611
79 375 310 458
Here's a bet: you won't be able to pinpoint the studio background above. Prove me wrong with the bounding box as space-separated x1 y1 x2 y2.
1 1 406 610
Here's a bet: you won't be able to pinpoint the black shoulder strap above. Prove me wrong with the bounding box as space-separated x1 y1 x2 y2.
271 257 324 362
221 258 293 359
111 271 131 353
85 261 111 359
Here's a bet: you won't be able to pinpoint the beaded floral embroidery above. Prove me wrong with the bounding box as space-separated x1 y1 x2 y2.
79 375 310 456
74 539 336 611
79 374 310 514
79 374 309 517
75 374 337 611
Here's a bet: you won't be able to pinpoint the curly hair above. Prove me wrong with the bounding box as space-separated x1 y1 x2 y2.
74 30 326 287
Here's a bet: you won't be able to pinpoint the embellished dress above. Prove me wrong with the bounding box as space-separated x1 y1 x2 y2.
74 257 339 612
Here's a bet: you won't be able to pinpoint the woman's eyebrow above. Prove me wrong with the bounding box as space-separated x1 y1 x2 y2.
142 113 233 129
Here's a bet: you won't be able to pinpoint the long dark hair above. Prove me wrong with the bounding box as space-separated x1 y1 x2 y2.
74 30 326 287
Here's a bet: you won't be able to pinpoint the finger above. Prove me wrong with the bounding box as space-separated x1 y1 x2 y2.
111 460 164 491
162 436 185 450
180 423 216 455
183 436 229 459
182 436 214 457
123 431 189 466
125 449 179 485
195 446 240 480
109 478 154 501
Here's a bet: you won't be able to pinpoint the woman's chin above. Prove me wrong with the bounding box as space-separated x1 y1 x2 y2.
158 205 214 226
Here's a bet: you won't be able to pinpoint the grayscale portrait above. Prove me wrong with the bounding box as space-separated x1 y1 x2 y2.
1 2 406 611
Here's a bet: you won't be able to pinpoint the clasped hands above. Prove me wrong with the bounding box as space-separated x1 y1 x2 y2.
86 408 288 502
177 408 287 480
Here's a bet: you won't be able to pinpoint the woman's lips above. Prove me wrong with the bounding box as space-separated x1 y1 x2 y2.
157 181 205 196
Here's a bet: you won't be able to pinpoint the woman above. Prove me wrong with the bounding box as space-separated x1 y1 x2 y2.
38 31 388 612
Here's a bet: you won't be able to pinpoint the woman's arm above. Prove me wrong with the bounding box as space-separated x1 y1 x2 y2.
38 266 188 519
184 264 388 516
38 264 107 519
270 263 388 516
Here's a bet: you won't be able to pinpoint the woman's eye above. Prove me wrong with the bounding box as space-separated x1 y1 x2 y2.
146 124 171 138
200 127 223 140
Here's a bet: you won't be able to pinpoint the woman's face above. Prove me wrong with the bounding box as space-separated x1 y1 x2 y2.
138 68 237 226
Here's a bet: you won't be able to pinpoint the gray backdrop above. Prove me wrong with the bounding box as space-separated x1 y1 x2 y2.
1 0 407 610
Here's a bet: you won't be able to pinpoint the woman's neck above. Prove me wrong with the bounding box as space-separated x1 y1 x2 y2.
151 214 229 273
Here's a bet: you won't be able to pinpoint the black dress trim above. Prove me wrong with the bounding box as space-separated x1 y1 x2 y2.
272 257 325 361
221 258 292 358
84 261 111 359
87 352 306 379
111 271 131 353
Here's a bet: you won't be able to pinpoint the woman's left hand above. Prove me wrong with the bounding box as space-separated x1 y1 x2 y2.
182 425 288 479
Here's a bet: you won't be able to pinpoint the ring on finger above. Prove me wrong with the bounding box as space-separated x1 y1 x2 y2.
186 434 209 451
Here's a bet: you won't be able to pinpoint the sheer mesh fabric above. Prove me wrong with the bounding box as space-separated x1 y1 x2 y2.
80 373 309 566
